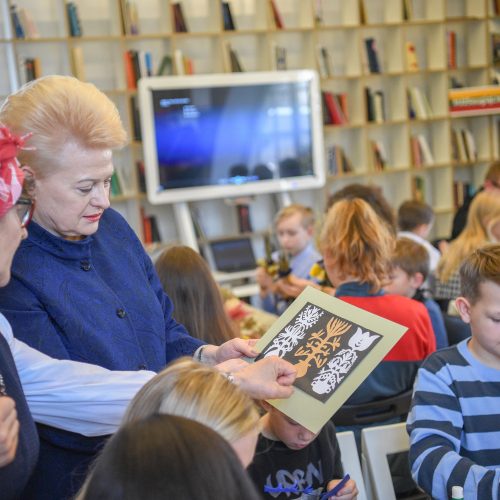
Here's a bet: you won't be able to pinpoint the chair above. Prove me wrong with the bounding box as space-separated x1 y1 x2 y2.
332 389 413 427
336 431 369 500
361 423 430 500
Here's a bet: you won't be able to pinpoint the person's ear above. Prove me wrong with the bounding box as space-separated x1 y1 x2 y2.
454 296 472 323
20 166 37 196
409 272 425 290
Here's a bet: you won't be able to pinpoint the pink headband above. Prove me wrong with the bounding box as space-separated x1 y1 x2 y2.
0 126 31 218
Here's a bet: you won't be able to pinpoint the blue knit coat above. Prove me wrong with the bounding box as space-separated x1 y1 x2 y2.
0 208 204 499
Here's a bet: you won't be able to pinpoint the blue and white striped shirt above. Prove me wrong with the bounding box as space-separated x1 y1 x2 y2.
407 339 500 500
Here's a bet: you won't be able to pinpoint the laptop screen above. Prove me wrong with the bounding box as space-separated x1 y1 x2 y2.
209 238 257 273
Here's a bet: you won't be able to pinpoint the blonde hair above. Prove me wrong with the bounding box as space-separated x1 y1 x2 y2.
123 358 260 444
0 75 127 177
437 191 500 282
320 198 395 292
274 204 315 229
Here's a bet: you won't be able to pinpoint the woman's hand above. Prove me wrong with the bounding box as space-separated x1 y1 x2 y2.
325 478 358 499
218 356 296 399
201 338 258 365
0 397 19 468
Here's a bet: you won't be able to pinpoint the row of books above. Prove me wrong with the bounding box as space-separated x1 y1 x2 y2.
326 145 353 176
407 86 433 120
410 134 434 167
10 4 38 39
109 168 132 198
124 50 153 90
322 91 349 126
119 1 139 35
365 87 385 123
369 140 388 172
21 57 41 83
140 208 162 244
451 128 477 163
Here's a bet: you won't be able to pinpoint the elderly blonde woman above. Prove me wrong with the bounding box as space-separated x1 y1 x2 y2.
124 357 261 468
434 190 500 305
0 76 296 498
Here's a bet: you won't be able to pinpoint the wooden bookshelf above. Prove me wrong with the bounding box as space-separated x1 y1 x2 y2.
0 0 498 248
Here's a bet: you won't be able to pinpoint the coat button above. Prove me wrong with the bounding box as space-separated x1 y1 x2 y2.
80 260 91 271
138 364 147 370
116 308 126 318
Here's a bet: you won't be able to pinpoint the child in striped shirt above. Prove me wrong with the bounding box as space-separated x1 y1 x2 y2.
407 244 500 500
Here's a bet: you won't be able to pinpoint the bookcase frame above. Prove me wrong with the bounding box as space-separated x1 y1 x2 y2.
0 0 499 252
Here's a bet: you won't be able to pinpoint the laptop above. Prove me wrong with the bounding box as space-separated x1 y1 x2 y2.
209 237 257 273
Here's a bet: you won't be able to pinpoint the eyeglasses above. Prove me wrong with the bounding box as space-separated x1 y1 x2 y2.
15 197 35 228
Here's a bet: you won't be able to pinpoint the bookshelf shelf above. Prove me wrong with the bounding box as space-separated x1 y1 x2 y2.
0 0 497 245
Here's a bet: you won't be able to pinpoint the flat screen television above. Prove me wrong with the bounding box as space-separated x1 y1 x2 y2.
138 70 325 204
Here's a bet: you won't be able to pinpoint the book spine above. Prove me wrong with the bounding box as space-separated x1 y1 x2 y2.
364 37 380 73
269 0 284 29
222 1 236 30
10 6 25 39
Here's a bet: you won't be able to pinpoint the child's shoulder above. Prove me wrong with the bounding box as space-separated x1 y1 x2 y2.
420 342 465 374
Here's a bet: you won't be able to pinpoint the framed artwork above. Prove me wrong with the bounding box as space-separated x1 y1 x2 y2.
254 286 408 433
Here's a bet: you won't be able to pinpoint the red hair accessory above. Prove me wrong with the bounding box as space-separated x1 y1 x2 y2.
0 126 32 218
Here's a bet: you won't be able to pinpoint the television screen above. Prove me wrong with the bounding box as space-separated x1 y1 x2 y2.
139 71 325 204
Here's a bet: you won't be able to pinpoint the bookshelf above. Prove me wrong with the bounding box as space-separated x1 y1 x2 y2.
0 0 499 252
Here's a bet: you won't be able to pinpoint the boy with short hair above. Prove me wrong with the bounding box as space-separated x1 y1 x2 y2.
247 402 358 499
385 238 448 349
256 204 320 314
397 200 441 274
407 244 500 499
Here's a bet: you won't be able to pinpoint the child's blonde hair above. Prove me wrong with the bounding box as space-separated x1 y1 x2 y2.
123 357 260 444
274 204 315 229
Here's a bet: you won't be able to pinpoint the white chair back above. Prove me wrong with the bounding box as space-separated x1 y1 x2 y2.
360 422 410 500
336 430 369 500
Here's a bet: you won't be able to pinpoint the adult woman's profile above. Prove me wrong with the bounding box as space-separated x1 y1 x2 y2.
78 414 261 500
0 75 259 497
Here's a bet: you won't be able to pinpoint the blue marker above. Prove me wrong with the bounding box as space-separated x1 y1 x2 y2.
320 474 350 500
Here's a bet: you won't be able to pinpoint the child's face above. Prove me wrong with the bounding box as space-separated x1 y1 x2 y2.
276 213 312 257
385 266 416 298
266 408 318 450
457 280 500 369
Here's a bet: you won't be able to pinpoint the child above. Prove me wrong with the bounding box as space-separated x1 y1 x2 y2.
385 238 448 349
256 204 320 314
124 357 261 468
407 244 500 499
248 402 358 499
397 199 441 275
